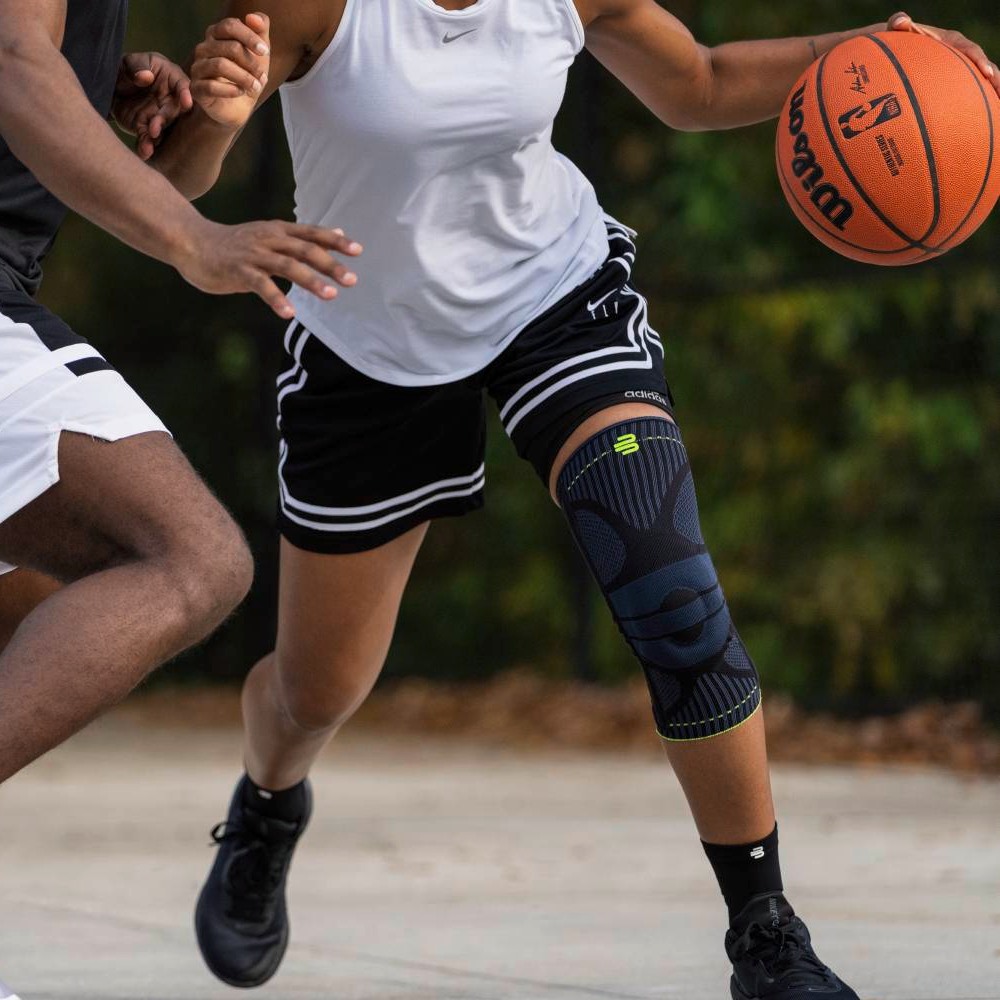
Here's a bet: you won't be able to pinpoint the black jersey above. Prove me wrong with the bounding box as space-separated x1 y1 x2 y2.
0 0 128 295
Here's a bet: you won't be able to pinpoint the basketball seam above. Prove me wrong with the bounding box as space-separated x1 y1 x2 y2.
776 150 917 258
815 43 931 252
922 45 996 255
868 33 942 244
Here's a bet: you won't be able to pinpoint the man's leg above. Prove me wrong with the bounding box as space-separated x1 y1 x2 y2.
0 569 60 651
195 525 427 988
0 431 253 783
550 403 859 1000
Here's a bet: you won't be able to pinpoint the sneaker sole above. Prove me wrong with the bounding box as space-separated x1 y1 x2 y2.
194 889 290 989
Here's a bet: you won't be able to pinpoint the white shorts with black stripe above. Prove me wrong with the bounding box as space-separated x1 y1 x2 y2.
277 220 673 554
0 290 168 574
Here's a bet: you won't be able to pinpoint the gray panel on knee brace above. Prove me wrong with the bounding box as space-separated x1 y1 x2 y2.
557 419 761 741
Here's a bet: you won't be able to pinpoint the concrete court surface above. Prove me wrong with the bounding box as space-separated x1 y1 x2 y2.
0 712 998 1000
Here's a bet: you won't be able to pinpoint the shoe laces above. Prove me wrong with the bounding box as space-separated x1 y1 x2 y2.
210 818 297 923
731 916 837 988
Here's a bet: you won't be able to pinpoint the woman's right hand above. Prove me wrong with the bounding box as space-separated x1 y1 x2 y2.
191 12 272 129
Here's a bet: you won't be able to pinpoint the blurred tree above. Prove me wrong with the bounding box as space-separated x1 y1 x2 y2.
36 2 1000 720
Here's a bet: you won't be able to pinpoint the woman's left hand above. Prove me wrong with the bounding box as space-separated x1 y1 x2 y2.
113 52 195 161
887 11 1000 97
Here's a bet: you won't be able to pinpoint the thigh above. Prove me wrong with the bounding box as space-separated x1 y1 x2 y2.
0 293 235 579
0 568 61 649
275 526 427 688
0 430 238 582
277 324 486 555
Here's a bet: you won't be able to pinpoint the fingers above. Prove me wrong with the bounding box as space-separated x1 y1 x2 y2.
278 238 359 287
173 72 195 113
284 224 364 256
194 54 265 97
191 78 246 103
950 36 996 83
245 12 271 41
121 51 156 87
245 271 296 320
207 16 270 57
223 222 363 317
887 15 999 93
259 253 340 303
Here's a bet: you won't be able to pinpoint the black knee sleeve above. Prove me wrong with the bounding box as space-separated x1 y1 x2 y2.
557 418 761 741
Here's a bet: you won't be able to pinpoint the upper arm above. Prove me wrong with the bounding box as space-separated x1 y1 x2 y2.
216 0 340 98
580 0 715 130
0 0 66 55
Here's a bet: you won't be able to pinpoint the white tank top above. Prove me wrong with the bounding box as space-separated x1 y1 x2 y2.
280 0 609 386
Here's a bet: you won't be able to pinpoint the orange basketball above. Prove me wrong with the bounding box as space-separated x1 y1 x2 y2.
776 31 1000 265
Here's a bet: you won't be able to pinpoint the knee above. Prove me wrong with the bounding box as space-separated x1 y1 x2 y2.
161 516 254 636
275 655 378 734
557 416 762 741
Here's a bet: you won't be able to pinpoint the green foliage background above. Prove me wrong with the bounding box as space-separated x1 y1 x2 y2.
39 2 1000 718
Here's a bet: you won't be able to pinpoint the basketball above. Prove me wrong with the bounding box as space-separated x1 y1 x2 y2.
776 31 1000 265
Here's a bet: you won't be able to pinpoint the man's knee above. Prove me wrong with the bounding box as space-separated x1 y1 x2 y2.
160 513 254 638
557 416 762 741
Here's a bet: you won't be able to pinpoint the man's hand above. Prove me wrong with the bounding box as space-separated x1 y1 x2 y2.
114 53 194 160
175 220 362 320
191 12 271 130
887 12 1000 97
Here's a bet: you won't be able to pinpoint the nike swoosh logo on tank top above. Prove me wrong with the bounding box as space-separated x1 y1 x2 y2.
443 28 478 43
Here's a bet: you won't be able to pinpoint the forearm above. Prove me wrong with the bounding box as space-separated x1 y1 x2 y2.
703 24 883 130
0 36 205 268
150 106 242 200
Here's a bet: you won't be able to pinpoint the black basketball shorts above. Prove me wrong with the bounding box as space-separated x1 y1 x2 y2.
277 223 674 554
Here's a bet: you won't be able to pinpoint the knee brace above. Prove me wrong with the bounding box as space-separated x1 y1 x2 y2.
557 418 761 741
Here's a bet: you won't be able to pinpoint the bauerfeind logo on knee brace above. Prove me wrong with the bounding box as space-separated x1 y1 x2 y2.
615 433 640 456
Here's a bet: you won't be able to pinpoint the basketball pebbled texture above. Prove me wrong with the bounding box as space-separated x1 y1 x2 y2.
776 32 1000 265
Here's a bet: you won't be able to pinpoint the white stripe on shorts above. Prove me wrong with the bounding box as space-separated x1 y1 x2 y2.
278 440 485 532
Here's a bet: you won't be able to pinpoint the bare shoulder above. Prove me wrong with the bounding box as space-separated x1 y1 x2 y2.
571 0 646 29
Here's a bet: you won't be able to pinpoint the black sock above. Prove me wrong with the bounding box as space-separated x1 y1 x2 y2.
241 774 309 823
702 825 783 924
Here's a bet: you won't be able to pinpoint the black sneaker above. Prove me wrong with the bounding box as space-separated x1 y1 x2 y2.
195 777 312 988
726 893 861 1000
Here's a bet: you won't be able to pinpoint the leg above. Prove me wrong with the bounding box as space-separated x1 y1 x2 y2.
242 525 429 790
195 322 485 988
195 524 427 988
0 569 61 651
552 404 859 998
0 431 253 783
550 404 776 845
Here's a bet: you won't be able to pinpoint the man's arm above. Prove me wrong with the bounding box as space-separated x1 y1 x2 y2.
0 0 212 267
151 2 332 200
0 0 360 318
579 2 999 132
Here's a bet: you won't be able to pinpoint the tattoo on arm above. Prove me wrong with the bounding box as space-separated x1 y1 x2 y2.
809 39 819 61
